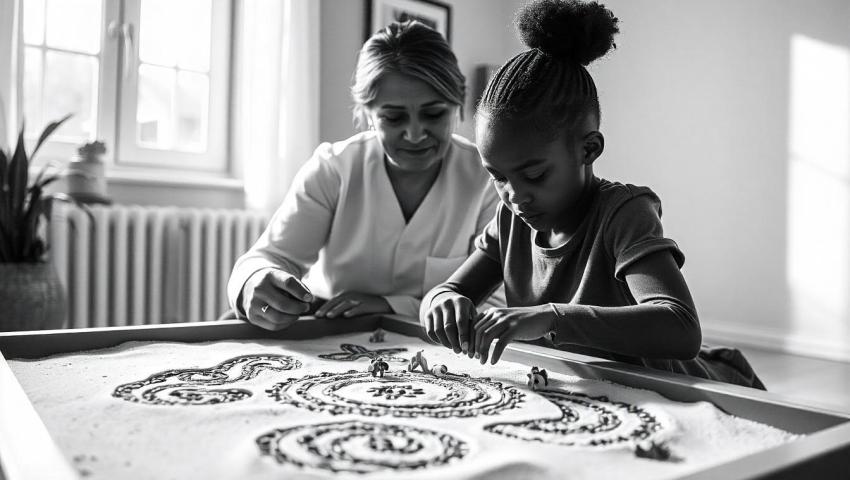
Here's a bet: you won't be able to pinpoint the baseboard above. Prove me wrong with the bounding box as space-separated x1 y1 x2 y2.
702 320 850 362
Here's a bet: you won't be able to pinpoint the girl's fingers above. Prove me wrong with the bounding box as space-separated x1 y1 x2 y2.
442 306 461 353
479 321 510 365
432 308 452 350
473 313 497 359
444 319 461 353
490 328 516 365
454 301 471 354
423 312 438 344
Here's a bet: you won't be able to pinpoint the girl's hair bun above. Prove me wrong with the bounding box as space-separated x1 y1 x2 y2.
516 0 619 66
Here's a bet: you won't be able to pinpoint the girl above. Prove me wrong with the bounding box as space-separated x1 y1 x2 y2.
420 0 764 389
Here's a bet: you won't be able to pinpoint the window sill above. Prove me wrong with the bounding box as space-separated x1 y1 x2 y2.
106 169 244 190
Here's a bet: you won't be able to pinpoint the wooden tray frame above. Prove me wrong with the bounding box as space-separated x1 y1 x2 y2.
1 315 849 480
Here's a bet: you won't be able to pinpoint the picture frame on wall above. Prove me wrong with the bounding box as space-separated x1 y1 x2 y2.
365 0 452 44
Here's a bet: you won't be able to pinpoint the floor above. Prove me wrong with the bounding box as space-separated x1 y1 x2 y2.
737 345 850 414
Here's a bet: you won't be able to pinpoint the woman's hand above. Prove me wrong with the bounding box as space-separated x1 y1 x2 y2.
240 268 314 331
422 293 477 354
314 292 392 319
472 305 556 364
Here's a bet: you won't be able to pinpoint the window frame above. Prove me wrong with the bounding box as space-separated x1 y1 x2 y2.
116 0 232 175
16 0 235 183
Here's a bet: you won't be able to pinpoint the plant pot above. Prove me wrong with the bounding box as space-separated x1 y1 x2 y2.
0 263 67 332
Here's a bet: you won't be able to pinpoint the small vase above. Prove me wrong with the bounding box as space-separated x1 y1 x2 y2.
0 263 67 332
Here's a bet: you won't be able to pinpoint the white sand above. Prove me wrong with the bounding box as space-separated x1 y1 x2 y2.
8 331 798 479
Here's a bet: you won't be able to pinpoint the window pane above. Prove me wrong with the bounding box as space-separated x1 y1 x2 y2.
45 0 102 54
43 51 97 141
137 64 175 148
23 0 46 45
176 71 208 151
23 47 43 138
176 0 211 72
139 0 178 67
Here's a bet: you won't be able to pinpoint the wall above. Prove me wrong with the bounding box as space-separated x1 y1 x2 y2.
565 0 850 360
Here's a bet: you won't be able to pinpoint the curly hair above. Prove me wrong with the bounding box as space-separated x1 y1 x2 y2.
478 0 619 136
351 21 466 130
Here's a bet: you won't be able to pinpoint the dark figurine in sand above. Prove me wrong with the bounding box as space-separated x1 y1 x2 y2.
527 366 549 391
368 357 389 377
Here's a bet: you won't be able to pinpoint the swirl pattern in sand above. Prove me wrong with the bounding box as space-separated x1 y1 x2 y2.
113 354 302 405
256 420 469 473
267 370 524 418
484 389 668 448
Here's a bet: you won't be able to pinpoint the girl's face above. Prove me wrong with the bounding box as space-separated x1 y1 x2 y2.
476 115 591 234
365 72 459 173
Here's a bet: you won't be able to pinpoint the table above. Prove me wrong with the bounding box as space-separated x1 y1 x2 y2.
1 315 849 479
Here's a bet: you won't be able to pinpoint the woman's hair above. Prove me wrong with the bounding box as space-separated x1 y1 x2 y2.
351 21 466 130
478 0 619 137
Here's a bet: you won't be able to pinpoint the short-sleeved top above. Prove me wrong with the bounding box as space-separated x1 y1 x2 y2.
227 131 500 318
476 178 684 306
475 178 685 358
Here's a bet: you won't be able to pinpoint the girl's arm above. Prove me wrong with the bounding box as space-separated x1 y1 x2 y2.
473 249 700 364
549 249 700 359
420 249 504 353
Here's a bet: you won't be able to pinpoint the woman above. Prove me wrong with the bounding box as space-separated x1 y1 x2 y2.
227 21 502 331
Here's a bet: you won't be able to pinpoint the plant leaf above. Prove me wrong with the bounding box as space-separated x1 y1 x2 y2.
0 148 7 192
0 148 8 236
0 219 13 262
32 159 62 188
21 187 44 262
34 174 60 190
31 114 73 159
8 128 28 243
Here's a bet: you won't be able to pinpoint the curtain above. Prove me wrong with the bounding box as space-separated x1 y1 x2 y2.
0 0 23 148
234 0 320 214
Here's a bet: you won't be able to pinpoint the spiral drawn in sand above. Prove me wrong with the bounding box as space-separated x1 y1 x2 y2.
484 390 667 448
113 354 302 405
257 420 469 473
267 370 524 418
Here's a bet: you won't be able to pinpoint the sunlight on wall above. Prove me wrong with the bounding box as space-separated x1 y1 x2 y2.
787 34 850 343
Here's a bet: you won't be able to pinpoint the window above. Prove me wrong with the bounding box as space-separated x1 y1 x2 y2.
21 0 233 177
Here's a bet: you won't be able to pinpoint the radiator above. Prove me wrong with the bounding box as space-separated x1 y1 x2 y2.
49 204 268 328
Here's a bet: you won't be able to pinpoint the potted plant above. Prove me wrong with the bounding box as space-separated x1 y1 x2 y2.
0 115 79 331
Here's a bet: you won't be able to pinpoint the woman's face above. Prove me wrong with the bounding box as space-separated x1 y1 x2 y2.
365 72 459 173
476 115 589 233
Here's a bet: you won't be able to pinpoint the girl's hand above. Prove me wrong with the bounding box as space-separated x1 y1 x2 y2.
314 292 391 319
473 305 555 364
422 294 477 354
241 268 314 331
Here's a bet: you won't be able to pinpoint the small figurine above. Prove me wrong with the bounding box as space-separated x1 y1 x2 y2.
634 441 674 462
407 350 429 373
368 328 386 343
526 366 549 391
368 357 389 377
430 364 448 377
